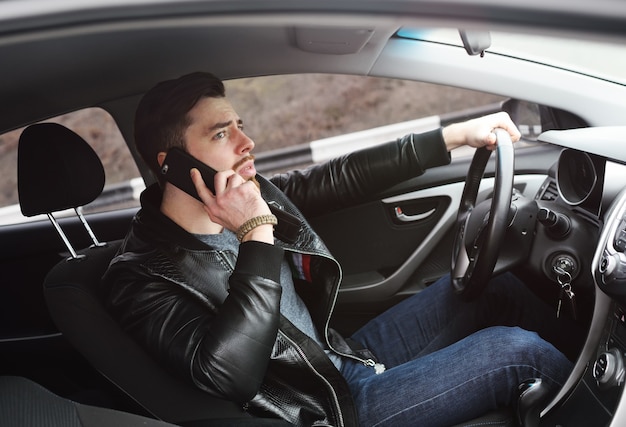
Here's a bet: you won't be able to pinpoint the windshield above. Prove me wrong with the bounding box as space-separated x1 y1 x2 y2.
397 28 626 85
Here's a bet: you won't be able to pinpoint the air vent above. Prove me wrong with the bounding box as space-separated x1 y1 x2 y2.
537 178 559 201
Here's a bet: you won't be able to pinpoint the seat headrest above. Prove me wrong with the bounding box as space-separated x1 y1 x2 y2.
18 123 105 217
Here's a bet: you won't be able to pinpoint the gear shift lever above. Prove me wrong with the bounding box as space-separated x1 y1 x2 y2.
516 378 550 427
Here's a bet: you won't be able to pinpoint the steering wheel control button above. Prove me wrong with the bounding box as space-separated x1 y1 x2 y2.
593 348 625 389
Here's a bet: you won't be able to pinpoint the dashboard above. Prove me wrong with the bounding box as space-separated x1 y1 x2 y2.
531 127 626 426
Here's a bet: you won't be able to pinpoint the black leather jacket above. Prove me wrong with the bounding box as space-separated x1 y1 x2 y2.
102 129 450 427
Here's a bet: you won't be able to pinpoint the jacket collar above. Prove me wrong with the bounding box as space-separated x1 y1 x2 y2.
137 183 209 250
137 178 332 258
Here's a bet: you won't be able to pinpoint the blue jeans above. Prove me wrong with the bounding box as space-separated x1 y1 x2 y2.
340 272 576 427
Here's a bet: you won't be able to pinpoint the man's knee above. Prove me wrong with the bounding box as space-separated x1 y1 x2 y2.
483 326 549 357
488 326 568 371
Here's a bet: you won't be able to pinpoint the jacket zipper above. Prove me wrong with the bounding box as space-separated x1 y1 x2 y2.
219 241 377 371
219 247 351 422
283 247 385 374
279 330 344 427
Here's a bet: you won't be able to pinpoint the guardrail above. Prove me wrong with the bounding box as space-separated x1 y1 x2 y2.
1 103 506 225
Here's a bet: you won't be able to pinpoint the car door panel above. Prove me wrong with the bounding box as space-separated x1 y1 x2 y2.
311 183 461 297
310 195 450 278
313 144 560 334
317 174 548 333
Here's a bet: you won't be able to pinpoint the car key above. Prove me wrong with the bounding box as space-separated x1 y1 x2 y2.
562 283 577 320
553 265 577 320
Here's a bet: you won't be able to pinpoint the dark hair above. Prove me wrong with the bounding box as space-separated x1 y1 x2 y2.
134 71 226 184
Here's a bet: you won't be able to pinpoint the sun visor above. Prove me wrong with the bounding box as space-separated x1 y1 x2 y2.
294 27 374 54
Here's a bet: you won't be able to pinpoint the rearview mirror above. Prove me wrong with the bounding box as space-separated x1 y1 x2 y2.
459 30 491 57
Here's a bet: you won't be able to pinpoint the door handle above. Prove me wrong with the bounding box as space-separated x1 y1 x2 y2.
394 207 436 223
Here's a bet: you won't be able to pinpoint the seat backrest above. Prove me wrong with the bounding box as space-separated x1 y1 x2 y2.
43 242 250 423
16 123 253 424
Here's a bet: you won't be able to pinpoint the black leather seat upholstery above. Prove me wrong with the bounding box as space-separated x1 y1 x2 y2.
42 241 265 424
17 123 290 426
0 376 177 427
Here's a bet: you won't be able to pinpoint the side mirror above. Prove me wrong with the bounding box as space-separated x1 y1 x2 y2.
502 98 543 141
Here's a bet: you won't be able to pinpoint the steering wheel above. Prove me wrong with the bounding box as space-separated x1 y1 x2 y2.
451 128 515 300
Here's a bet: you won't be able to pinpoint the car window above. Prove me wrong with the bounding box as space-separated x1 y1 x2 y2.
225 74 507 173
0 107 140 226
0 75 512 226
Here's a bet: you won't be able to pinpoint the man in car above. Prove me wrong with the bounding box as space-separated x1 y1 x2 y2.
102 71 575 427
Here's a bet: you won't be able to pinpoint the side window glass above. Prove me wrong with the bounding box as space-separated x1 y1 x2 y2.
0 75 515 227
0 108 141 226
225 74 507 174
503 99 543 141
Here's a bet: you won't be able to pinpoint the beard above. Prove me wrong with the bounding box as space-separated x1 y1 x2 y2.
232 154 260 189
248 175 260 190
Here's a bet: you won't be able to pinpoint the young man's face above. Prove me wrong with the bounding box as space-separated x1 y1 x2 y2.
182 96 257 180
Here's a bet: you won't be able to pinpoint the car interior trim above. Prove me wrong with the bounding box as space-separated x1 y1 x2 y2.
337 174 547 303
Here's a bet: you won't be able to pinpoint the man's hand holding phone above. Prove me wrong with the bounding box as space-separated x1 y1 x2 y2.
161 147 286 243
190 168 275 244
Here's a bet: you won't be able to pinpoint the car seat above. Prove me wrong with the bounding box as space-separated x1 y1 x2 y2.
0 375 178 427
17 123 290 427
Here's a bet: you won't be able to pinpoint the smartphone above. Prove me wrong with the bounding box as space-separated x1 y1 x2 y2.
160 147 217 199
160 147 301 243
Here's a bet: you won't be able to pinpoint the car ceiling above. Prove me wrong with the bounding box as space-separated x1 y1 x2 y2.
1 0 626 134
2 18 397 132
